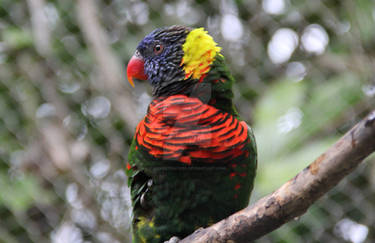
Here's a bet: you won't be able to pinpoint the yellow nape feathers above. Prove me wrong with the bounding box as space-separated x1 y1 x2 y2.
181 28 222 80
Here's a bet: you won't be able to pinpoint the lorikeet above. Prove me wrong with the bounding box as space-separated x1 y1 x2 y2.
126 26 257 243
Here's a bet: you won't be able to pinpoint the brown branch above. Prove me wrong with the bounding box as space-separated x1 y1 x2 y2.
26 0 51 56
76 0 138 131
180 110 375 243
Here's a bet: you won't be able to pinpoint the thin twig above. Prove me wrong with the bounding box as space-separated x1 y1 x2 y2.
76 0 138 131
26 0 51 56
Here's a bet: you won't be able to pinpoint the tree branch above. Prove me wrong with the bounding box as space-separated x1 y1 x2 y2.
76 0 138 131
180 110 375 243
26 0 51 56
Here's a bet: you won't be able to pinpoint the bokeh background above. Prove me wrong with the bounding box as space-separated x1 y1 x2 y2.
1 0 375 242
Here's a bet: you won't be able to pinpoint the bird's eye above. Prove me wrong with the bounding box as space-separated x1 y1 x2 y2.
153 44 164 55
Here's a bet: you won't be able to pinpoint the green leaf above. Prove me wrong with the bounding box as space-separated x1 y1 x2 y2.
0 172 55 213
3 27 33 50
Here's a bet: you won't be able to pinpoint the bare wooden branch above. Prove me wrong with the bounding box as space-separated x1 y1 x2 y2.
76 0 138 130
26 0 51 56
180 110 375 243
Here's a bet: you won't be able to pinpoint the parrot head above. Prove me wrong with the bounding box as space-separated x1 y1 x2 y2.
127 26 222 96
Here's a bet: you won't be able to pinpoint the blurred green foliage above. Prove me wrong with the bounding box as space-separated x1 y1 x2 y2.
0 0 374 242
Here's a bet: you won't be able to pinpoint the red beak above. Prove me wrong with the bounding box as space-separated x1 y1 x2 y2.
127 53 148 87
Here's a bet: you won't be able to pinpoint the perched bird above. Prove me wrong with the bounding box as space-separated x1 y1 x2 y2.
126 26 257 243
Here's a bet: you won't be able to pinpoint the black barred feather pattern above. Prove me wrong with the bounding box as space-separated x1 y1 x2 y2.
126 26 257 243
134 95 250 164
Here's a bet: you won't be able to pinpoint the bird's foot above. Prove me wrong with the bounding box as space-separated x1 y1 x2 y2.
164 236 180 243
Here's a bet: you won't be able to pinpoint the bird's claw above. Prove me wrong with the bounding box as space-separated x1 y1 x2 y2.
164 236 180 243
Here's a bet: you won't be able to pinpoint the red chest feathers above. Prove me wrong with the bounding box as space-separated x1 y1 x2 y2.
135 95 249 165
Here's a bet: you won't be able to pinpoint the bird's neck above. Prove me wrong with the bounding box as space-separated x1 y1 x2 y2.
179 55 237 116
198 55 237 116
152 55 237 116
